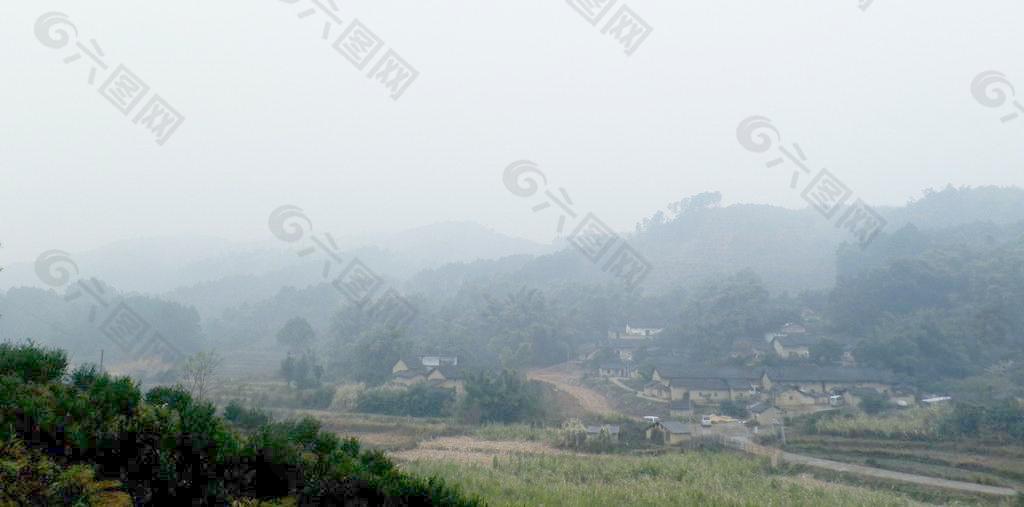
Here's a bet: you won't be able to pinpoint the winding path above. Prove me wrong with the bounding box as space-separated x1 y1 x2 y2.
527 361 619 415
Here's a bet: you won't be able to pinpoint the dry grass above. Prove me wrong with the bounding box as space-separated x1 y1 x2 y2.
392 436 569 465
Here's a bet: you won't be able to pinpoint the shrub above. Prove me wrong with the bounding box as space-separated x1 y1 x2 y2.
356 384 455 417
460 370 543 424
297 386 336 409
0 341 67 384
224 400 271 429
0 342 479 505
858 390 888 415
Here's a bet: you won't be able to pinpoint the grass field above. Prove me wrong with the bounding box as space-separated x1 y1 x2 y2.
786 434 1024 490
404 452 925 506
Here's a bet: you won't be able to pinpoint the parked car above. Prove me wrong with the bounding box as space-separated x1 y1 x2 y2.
700 415 712 427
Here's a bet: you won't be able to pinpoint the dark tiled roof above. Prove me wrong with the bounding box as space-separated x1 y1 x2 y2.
767 366 896 384
670 378 731 391
431 366 463 380
394 369 425 379
656 364 763 382
654 363 897 385
659 421 691 434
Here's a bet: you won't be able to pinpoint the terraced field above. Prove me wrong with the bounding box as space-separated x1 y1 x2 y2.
786 435 1024 491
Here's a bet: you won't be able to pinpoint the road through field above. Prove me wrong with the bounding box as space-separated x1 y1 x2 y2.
724 436 1018 498
782 450 1018 498
527 361 619 416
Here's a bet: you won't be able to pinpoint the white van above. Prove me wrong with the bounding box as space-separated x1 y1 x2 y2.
700 415 712 427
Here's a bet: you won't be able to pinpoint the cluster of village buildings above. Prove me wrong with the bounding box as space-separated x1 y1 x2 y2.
378 321 927 447
595 322 916 426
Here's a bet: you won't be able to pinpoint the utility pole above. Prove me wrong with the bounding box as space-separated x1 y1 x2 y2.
776 418 786 446
99 349 104 372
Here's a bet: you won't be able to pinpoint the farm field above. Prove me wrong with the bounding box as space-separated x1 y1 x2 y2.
785 434 1024 491
403 451 927 507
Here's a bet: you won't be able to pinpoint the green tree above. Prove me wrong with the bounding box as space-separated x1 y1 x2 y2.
460 369 543 424
276 316 316 351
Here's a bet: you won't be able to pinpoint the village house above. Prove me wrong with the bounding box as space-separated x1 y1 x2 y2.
780 323 807 335
604 339 645 361
771 335 819 359
608 324 664 340
646 421 693 445
771 385 822 410
598 360 633 378
390 355 465 395
643 380 671 400
747 401 781 424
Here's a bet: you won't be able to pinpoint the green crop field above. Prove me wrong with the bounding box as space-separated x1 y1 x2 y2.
405 451 922 506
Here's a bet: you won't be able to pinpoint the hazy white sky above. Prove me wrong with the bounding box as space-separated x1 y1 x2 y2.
2 0 1023 263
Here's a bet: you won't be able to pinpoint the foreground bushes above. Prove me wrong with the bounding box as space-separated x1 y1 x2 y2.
0 341 477 505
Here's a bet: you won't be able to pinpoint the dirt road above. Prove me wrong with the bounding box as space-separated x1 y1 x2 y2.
722 436 1018 498
782 450 1017 497
527 361 619 416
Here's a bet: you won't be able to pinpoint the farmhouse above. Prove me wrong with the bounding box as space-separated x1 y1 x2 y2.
608 324 664 340
771 386 822 409
646 421 692 445
390 355 465 394
771 335 819 359
643 380 672 400
747 401 781 424
780 323 807 335
605 339 645 361
598 360 632 378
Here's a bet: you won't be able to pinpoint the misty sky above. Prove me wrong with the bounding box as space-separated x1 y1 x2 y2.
2 0 1023 264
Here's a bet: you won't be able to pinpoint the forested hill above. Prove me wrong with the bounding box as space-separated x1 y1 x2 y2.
472 186 1024 295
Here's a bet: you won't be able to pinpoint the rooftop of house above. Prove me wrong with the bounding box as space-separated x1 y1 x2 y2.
655 364 762 382
599 361 628 370
430 366 463 380
780 323 808 334
768 366 897 384
670 377 732 391
657 421 691 434
394 369 426 379
654 363 897 385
